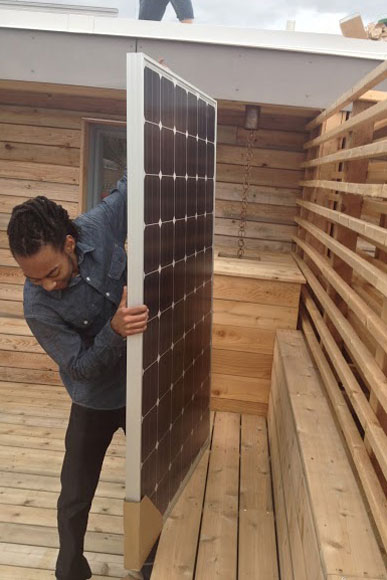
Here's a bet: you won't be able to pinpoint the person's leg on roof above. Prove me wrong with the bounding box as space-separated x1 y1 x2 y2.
138 0 170 21
171 0 194 22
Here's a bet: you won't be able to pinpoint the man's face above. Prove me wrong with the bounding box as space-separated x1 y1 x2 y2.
15 236 78 292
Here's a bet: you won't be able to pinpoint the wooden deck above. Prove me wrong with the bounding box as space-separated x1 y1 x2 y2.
0 382 279 580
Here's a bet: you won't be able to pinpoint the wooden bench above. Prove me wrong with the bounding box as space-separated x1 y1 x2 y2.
211 251 305 416
268 330 386 580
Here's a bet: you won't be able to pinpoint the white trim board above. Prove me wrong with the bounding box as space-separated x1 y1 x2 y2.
125 53 145 502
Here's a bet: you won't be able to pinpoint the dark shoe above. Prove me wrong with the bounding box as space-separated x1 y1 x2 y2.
140 536 159 579
140 562 153 580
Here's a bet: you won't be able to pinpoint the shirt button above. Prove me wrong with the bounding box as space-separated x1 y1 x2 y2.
83 320 88 325
106 292 110 297
86 277 90 282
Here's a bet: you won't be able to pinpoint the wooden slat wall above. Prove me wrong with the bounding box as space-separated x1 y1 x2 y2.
0 85 126 386
215 100 317 254
295 60 387 553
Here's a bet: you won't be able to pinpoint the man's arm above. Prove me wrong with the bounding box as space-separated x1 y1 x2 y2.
82 173 128 246
26 313 126 382
26 284 148 383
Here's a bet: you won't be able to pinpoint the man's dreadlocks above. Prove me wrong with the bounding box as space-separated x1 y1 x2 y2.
7 196 79 258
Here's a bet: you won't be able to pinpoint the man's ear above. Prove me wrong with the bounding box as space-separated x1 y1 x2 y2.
64 235 76 255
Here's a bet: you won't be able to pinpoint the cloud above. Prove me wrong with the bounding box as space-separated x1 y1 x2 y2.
144 0 386 31
140 0 386 29
21 0 387 32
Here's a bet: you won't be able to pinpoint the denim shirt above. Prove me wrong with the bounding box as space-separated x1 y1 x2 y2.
24 175 128 410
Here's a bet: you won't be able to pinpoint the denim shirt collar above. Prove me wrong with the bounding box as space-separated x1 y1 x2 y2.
48 240 95 300
76 240 95 264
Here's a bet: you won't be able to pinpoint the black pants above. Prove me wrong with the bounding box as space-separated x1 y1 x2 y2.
139 0 194 21
55 403 126 580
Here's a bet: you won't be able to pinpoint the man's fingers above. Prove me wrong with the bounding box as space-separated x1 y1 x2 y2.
127 324 148 332
119 286 128 307
125 324 148 336
123 312 148 324
121 305 148 315
124 320 148 330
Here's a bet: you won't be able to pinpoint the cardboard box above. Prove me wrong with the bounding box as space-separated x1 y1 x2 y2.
340 14 367 39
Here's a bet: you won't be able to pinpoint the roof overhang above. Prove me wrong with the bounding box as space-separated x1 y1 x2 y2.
1 10 387 108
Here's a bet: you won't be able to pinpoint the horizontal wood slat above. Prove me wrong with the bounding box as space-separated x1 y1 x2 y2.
216 199 297 224
217 144 305 170
217 125 306 151
0 141 80 167
303 139 387 167
217 163 302 188
215 217 297 242
0 104 83 129
0 160 79 185
0 123 81 148
306 100 387 149
300 179 387 199
297 199 387 249
0 178 79 202
0 196 78 220
306 60 387 130
296 216 387 297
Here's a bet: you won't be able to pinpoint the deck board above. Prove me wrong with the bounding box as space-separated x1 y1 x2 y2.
0 382 278 579
195 412 240 580
239 415 279 580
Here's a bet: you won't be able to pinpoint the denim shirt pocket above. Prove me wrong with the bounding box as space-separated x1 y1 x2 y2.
108 245 127 280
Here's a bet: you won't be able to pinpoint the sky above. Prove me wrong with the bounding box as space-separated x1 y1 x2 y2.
138 1 385 33
51 0 386 34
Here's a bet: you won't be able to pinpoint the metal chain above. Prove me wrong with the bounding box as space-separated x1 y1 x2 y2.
237 129 256 258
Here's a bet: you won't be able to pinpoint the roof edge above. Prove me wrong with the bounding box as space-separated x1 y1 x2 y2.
1 9 387 60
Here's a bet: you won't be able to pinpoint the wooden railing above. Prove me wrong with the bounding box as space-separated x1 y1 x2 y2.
294 59 387 552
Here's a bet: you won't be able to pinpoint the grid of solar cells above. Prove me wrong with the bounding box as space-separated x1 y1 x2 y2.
140 66 216 514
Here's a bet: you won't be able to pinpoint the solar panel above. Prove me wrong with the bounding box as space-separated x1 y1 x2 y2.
125 54 216 517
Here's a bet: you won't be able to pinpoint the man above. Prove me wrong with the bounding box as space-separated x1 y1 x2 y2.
7 176 152 580
139 0 194 23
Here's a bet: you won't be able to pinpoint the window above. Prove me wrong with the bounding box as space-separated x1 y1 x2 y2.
82 120 126 211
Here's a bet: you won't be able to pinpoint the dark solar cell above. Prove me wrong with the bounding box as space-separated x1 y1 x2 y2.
161 129 175 176
186 178 196 218
174 177 187 221
144 67 161 124
144 175 160 225
175 85 188 133
144 270 160 320
187 92 198 136
198 99 207 139
160 177 174 222
144 123 161 175
161 77 175 129
175 132 187 177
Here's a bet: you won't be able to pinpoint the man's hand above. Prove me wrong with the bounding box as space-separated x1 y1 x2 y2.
111 286 149 338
